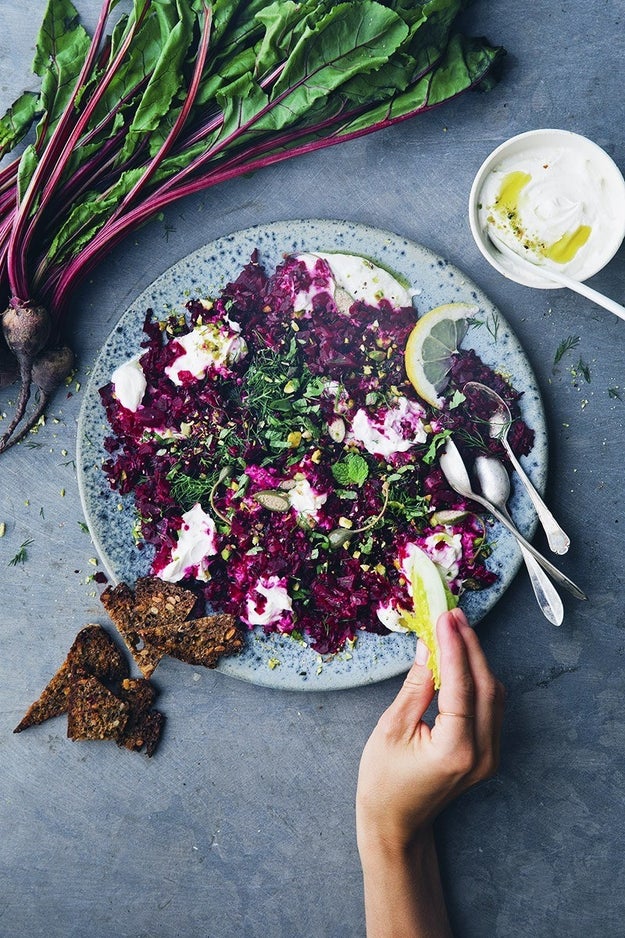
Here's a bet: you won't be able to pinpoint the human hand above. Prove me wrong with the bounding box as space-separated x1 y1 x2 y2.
356 607 505 853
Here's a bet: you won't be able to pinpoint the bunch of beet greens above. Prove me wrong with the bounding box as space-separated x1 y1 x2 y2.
0 0 503 452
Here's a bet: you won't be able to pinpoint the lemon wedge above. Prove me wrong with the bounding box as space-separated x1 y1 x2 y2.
404 302 477 407
399 546 457 689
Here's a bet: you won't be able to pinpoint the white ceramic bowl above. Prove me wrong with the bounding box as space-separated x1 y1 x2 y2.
469 129 625 289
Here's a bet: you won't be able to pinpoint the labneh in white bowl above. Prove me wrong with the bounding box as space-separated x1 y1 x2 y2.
469 129 625 289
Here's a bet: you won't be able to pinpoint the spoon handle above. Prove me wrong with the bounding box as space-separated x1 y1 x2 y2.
503 440 570 555
468 491 586 601
519 545 564 625
544 270 625 321
489 230 625 320
501 505 564 625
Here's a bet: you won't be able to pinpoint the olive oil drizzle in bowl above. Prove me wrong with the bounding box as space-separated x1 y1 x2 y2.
469 129 625 290
490 168 592 265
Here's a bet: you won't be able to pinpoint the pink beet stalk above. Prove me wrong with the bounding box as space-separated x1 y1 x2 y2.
0 0 503 453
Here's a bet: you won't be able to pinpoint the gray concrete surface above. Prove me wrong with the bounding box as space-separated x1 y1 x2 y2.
1 2 624 936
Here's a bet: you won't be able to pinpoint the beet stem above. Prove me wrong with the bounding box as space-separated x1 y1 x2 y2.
110 5 212 224
6 0 142 299
0 363 33 452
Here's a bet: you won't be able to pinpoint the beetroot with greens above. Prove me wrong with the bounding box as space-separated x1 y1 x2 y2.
0 0 503 451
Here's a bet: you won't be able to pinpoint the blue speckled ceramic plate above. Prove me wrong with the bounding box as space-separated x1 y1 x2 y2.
77 219 547 691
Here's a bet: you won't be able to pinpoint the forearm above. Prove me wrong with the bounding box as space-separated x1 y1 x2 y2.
359 828 453 938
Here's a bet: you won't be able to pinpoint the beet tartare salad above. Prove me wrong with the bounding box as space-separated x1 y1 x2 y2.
99 250 534 656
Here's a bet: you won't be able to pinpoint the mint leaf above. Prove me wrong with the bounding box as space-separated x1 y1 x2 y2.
331 452 369 487
423 429 452 465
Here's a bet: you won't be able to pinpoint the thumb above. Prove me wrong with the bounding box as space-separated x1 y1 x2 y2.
387 638 436 734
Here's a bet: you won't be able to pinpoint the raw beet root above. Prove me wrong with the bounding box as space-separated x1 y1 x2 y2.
2 301 51 363
0 304 74 453
32 346 75 394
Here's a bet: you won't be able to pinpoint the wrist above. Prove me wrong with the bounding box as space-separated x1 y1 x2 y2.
356 796 433 861
358 824 436 873
358 828 453 938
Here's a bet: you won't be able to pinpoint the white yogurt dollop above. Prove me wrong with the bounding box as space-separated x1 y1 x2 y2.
156 503 218 583
244 576 293 629
287 476 328 520
316 252 412 308
350 396 428 459
111 354 147 412
422 531 463 584
477 146 619 278
294 252 412 310
165 321 247 385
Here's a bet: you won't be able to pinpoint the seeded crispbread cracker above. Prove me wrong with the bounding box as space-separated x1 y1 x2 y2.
124 708 164 757
117 677 164 757
13 660 72 733
70 623 129 682
132 576 197 627
137 613 243 668
13 625 128 733
67 668 130 741
101 577 242 677
119 676 157 712
99 581 134 625
14 624 164 756
101 581 164 678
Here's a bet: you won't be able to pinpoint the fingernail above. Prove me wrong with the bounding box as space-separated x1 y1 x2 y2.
415 638 429 666
450 607 468 630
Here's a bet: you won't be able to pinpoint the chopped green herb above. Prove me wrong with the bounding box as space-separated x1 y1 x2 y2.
169 472 217 512
553 335 581 366
423 429 453 465
572 357 591 383
448 389 466 410
485 312 501 342
387 483 429 524
608 387 622 400
8 538 34 567
331 452 369 487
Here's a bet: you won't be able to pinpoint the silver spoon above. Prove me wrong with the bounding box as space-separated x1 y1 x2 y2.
439 439 586 601
488 228 625 322
463 381 570 555
474 455 564 626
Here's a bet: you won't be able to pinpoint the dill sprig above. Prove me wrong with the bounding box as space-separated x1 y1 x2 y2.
8 538 34 566
553 335 581 367
169 471 220 513
241 341 324 455
454 425 491 451
242 343 299 419
387 486 429 524
573 357 591 383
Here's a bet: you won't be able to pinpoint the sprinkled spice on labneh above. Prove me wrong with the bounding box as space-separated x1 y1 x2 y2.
100 251 534 655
